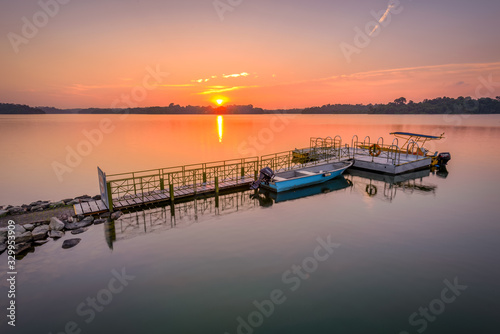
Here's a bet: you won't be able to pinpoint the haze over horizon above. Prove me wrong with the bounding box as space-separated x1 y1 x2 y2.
2 0 500 109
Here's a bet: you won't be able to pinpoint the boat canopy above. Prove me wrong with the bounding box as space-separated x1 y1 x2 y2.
390 132 443 139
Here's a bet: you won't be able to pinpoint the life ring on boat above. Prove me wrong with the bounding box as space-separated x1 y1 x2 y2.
369 144 382 157
366 184 377 197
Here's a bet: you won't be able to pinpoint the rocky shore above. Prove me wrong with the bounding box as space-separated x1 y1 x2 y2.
0 195 123 257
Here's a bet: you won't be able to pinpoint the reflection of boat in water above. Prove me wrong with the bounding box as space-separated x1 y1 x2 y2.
252 160 353 192
256 176 352 204
345 168 439 202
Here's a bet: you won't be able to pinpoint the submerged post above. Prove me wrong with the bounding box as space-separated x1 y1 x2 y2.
106 181 114 212
215 176 219 195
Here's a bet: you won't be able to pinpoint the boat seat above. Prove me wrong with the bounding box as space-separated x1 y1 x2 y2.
273 176 287 181
296 171 317 176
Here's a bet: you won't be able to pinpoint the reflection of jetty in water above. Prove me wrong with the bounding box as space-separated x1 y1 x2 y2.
345 168 439 202
104 168 442 247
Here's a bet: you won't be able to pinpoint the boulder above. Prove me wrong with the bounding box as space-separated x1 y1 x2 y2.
30 205 43 212
77 214 85 221
92 195 102 200
67 200 80 205
32 225 49 240
15 231 32 243
0 234 6 244
14 224 26 235
61 198 74 204
49 230 64 239
9 206 24 215
94 219 107 225
62 238 81 249
75 195 91 199
65 219 93 230
81 216 94 223
0 210 8 218
0 227 8 238
15 242 32 254
67 216 74 223
34 239 49 245
111 211 123 220
23 224 35 231
41 202 51 209
50 201 65 208
71 227 89 235
0 243 6 254
49 217 65 231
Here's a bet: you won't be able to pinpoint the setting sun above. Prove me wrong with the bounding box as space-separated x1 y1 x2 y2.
216 99 224 105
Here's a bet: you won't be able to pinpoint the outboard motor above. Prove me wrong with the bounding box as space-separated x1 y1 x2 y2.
437 152 451 166
250 167 275 190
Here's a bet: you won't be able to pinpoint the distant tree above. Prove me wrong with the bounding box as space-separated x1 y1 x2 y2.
496 96 500 101
394 97 407 105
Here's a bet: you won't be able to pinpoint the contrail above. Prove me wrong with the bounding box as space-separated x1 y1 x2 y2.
369 2 396 36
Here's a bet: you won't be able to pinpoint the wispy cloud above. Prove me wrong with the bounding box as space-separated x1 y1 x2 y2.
198 86 253 94
369 2 395 36
192 72 250 83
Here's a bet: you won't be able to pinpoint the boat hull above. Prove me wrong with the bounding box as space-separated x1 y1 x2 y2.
260 161 352 192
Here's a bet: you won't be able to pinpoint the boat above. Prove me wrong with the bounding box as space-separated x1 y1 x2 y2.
251 160 353 192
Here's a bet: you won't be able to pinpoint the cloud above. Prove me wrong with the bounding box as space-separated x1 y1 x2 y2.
198 86 255 95
369 2 396 36
191 72 250 83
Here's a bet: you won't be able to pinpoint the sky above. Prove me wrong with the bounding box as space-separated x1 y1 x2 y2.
1 0 500 109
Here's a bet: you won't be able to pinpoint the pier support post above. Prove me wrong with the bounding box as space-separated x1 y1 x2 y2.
215 176 219 195
106 182 114 212
169 184 175 203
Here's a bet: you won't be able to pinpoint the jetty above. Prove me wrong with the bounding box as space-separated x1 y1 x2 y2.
74 134 446 216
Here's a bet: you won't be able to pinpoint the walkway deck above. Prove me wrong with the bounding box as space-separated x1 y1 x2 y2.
74 176 254 216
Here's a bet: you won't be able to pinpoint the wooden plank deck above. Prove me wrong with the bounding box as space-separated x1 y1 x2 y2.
74 176 255 216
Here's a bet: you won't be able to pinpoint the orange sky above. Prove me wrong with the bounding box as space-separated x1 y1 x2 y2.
1 0 500 109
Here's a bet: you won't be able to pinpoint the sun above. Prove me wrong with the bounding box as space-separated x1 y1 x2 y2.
216 99 224 105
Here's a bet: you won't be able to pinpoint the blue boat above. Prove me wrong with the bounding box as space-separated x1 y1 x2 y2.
253 160 353 192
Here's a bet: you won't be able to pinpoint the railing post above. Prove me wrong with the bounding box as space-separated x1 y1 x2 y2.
193 170 197 194
106 181 114 212
133 172 137 195
160 170 164 191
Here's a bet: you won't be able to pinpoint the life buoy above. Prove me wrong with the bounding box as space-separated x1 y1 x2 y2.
366 184 377 197
369 144 382 157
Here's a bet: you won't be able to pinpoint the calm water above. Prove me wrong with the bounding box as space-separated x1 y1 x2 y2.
1 114 500 334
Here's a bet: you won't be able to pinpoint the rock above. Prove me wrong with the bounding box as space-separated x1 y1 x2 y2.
0 210 8 217
50 201 65 208
75 195 91 199
14 224 26 235
15 242 33 254
61 198 74 204
49 217 65 231
5 205 13 210
29 201 41 206
0 243 6 254
80 198 93 203
82 216 94 223
67 200 80 205
32 225 49 240
67 216 74 223
94 218 107 225
92 195 101 200
0 234 6 244
77 214 85 221
100 212 111 218
111 211 123 220
30 205 43 212
62 238 81 249
49 230 64 239
65 218 93 230
41 202 51 209
0 227 8 238
15 231 32 243
71 227 89 235
9 206 24 215
34 239 49 245
23 224 35 231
